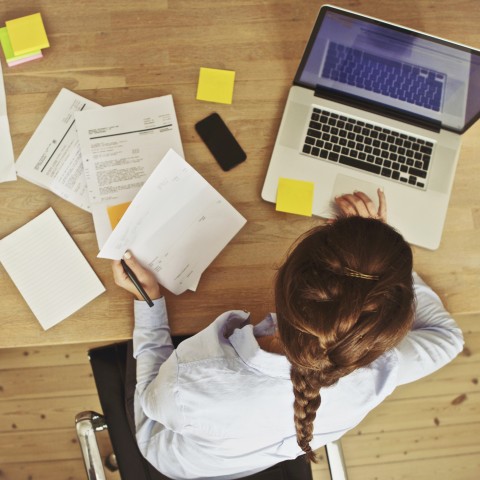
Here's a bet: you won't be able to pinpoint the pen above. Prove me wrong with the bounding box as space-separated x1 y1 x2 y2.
121 259 154 307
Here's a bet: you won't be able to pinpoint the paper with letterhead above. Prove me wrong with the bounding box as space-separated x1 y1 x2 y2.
75 95 184 248
15 88 101 211
0 61 16 183
98 149 246 295
0 208 105 330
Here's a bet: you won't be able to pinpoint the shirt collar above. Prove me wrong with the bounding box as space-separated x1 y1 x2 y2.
227 313 291 380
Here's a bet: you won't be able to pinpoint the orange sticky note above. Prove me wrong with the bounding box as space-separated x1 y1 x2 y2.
196 67 236 104
6 13 49 56
276 178 314 217
107 202 131 229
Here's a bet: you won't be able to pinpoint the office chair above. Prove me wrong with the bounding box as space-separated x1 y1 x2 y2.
75 340 348 480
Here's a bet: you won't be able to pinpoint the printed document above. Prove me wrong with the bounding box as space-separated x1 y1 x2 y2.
15 88 101 211
0 61 16 183
75 95 183 248
0 208 105 330
98 149 246 295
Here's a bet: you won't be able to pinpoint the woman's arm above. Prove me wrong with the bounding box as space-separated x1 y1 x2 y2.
394 272 464 385
112 252 173 395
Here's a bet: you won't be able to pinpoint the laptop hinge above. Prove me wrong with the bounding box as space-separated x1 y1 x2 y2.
314 85 441 133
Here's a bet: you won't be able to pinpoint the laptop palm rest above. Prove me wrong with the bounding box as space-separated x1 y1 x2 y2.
278 102 310 149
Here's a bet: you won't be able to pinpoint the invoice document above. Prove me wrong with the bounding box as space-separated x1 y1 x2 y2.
98 149 246 295
15 88 101 211
0 61 16 183
0 208 105 330
75 95 183 248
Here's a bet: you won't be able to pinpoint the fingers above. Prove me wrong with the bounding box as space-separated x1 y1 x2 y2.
334 189 387 222
377 188 387 222
122 250 150 282
112 251 163 301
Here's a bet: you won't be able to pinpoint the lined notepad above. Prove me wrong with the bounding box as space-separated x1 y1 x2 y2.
0 208 105 330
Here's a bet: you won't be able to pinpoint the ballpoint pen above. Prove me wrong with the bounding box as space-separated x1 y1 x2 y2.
121 259 154 307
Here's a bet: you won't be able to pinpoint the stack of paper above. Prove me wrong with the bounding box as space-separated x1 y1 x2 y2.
98 149 246 295
75 95 184 248
0 13 49 67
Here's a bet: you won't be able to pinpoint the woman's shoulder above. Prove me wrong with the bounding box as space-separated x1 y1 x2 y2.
174 310 252 364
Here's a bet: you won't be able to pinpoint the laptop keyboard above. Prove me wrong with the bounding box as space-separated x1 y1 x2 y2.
322 42 445 112
302 108 433 189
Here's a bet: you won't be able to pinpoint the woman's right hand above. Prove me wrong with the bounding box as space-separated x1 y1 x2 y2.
112 251 163 301
334 188 387 222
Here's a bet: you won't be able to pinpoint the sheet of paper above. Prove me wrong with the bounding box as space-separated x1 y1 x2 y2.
196 67 236 104
0 61 16 183
276 177 314 217
75 95 184 248
15 88 101 211
98 149 246 295
0 208 105 330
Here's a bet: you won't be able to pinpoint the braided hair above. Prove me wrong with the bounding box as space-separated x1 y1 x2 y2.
275 216 414 461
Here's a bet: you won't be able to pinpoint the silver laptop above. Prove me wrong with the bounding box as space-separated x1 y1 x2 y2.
262 5 480 250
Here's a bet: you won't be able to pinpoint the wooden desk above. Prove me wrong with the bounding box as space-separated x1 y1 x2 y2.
0 0 479 348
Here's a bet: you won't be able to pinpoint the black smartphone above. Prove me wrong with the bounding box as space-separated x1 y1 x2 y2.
195 113 246 171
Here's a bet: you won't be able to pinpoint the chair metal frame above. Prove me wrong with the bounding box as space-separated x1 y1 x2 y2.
75 341 349 480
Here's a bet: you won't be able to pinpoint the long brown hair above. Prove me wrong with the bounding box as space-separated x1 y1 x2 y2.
275 216 414 461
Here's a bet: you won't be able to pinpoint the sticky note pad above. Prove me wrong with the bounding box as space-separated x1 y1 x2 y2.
196 67 236 104
0 27 41 63
276 178 314 217
107 202 131 229
6 13 49 56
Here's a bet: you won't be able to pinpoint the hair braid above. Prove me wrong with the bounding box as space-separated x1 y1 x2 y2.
291 366 322 461
275 216 414 461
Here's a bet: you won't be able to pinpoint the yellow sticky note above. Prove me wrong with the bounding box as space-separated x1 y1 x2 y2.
196 67 236 104
107 202 131 229
6 13 49 56
276 178 314 217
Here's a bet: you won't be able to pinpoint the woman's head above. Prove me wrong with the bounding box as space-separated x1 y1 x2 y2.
274 216 414 460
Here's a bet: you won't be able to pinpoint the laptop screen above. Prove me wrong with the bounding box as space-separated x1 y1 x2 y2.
294 7 480 133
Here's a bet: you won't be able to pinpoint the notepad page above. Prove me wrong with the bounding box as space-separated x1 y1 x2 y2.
0 208 105 330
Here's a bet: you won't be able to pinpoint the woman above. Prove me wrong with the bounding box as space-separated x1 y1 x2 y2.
112 190 463 480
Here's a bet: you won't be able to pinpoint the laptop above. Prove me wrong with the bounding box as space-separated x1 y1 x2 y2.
262 5 480 250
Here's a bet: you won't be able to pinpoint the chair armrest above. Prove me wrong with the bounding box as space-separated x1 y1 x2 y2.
75 410 109 480
325 440 348 480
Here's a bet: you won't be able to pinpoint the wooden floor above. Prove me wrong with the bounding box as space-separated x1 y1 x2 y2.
1 0 479 478
0 320 478 479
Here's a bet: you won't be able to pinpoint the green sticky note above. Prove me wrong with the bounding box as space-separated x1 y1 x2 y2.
276 178 314 217
196 67 236 104
6 13 49 56
0 27 41 62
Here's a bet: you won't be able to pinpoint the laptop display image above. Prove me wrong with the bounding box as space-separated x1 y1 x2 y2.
262 5 480 249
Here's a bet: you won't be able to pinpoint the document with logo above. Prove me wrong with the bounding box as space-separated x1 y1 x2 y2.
15 88 101 211
98 149 246 295
75 95 183 248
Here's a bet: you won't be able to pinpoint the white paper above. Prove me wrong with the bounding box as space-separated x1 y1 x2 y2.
0 208 105 330
15 88 101 212
75 95 184 248
98 149 246 295
0 61 16 183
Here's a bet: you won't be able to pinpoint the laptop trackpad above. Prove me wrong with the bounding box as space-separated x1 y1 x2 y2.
327 174 382 216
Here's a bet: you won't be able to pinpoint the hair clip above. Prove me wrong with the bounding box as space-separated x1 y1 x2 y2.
344 267 379 281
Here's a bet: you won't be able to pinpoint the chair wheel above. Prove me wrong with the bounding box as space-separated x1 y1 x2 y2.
105 452 119 472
